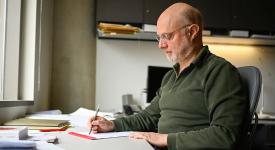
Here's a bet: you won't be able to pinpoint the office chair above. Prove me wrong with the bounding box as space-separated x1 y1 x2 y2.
237 66 262 150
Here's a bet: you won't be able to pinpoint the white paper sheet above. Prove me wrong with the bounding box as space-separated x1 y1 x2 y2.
72 131 131 139
36 141 64 150
0 139 36 148
26 114 70 121
26 108 117 128
69 107 116 127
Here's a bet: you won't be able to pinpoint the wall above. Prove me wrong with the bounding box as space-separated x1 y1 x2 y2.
51 0 96 113
96 39 275 113
0 0 53 124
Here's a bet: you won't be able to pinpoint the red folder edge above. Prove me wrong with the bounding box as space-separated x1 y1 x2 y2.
68 131 95 140
39 125 69 132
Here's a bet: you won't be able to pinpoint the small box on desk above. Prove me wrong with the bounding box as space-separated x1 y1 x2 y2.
0 126 28 140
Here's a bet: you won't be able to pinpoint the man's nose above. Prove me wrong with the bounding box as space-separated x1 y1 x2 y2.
158 39 168 49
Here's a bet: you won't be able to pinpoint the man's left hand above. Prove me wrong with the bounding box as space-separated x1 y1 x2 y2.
129 132 168 147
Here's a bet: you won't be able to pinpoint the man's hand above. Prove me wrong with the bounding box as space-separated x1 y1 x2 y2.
87 116 115 133
129 132 168 147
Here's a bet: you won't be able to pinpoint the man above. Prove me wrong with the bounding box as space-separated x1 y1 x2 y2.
89 2 247 150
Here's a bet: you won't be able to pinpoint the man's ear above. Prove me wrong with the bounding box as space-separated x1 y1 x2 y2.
188 24 200 41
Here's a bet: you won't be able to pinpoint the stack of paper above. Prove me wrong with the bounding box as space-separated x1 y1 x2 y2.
98 23 140 34
24 108 118 128
0 139 36 149
0 126 28 140
0 140 64 150
4 118 70 131
26 114 70 121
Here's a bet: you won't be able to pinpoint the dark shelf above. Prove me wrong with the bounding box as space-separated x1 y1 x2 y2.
97 30 275 46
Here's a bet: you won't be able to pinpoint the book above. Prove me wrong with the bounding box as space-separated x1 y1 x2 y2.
98 23 140 34
0 126 28 140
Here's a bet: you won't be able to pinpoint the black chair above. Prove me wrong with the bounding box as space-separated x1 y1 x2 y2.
238 66 262 150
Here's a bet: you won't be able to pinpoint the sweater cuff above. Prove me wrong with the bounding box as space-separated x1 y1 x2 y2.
167 133 177 150
112 118 124 132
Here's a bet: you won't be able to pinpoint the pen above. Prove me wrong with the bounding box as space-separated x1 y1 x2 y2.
89 105 100 135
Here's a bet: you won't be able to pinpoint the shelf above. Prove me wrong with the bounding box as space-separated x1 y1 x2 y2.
98 30 156 41
203 36 275 46
97 30 275 46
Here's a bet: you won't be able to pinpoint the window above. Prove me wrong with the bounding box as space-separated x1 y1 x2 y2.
0 0 40 106
0 0 4 99
0 0 6 99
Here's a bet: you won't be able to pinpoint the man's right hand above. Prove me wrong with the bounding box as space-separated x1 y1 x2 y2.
88 116 115 133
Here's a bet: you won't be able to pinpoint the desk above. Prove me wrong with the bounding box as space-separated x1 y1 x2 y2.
54 127 154 150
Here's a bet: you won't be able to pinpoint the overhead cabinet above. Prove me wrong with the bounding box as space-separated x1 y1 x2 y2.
175 0 232 30
143 0 175 25
96 0 143 24
96 0 275 37
232 0 275 32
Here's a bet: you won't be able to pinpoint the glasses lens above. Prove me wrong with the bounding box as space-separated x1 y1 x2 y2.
163 34 171 41
156 33 171 42
155 35 160 41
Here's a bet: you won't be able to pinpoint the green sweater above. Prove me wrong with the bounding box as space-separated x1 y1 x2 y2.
113 46 248 150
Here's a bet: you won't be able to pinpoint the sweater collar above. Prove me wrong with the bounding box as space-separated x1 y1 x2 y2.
192 45 210 66
173 46 210 72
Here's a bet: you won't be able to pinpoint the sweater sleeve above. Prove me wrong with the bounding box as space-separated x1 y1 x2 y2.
167 62 248 150
113 90 161 132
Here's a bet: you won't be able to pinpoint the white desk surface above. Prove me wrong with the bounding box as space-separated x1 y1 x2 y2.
55 127 154 150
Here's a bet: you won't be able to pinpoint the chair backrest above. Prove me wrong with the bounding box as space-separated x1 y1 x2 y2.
237 66 262 149
238 66 262 120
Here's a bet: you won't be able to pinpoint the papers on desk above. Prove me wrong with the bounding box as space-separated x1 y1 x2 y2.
0 139 36 149
3 118 70 131
36 141 64 150
98 23 140 34
28 134 58 143
70 107 116 119
68 131 131 140
26 114 70 121
33 109 62 115
0 126 28 140
25 107 117 128
69 107 116 127
0 140 64 150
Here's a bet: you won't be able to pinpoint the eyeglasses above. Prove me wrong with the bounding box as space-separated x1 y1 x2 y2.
155 24 191 42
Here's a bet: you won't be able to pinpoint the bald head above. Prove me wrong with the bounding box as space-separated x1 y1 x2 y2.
157 2 203 35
